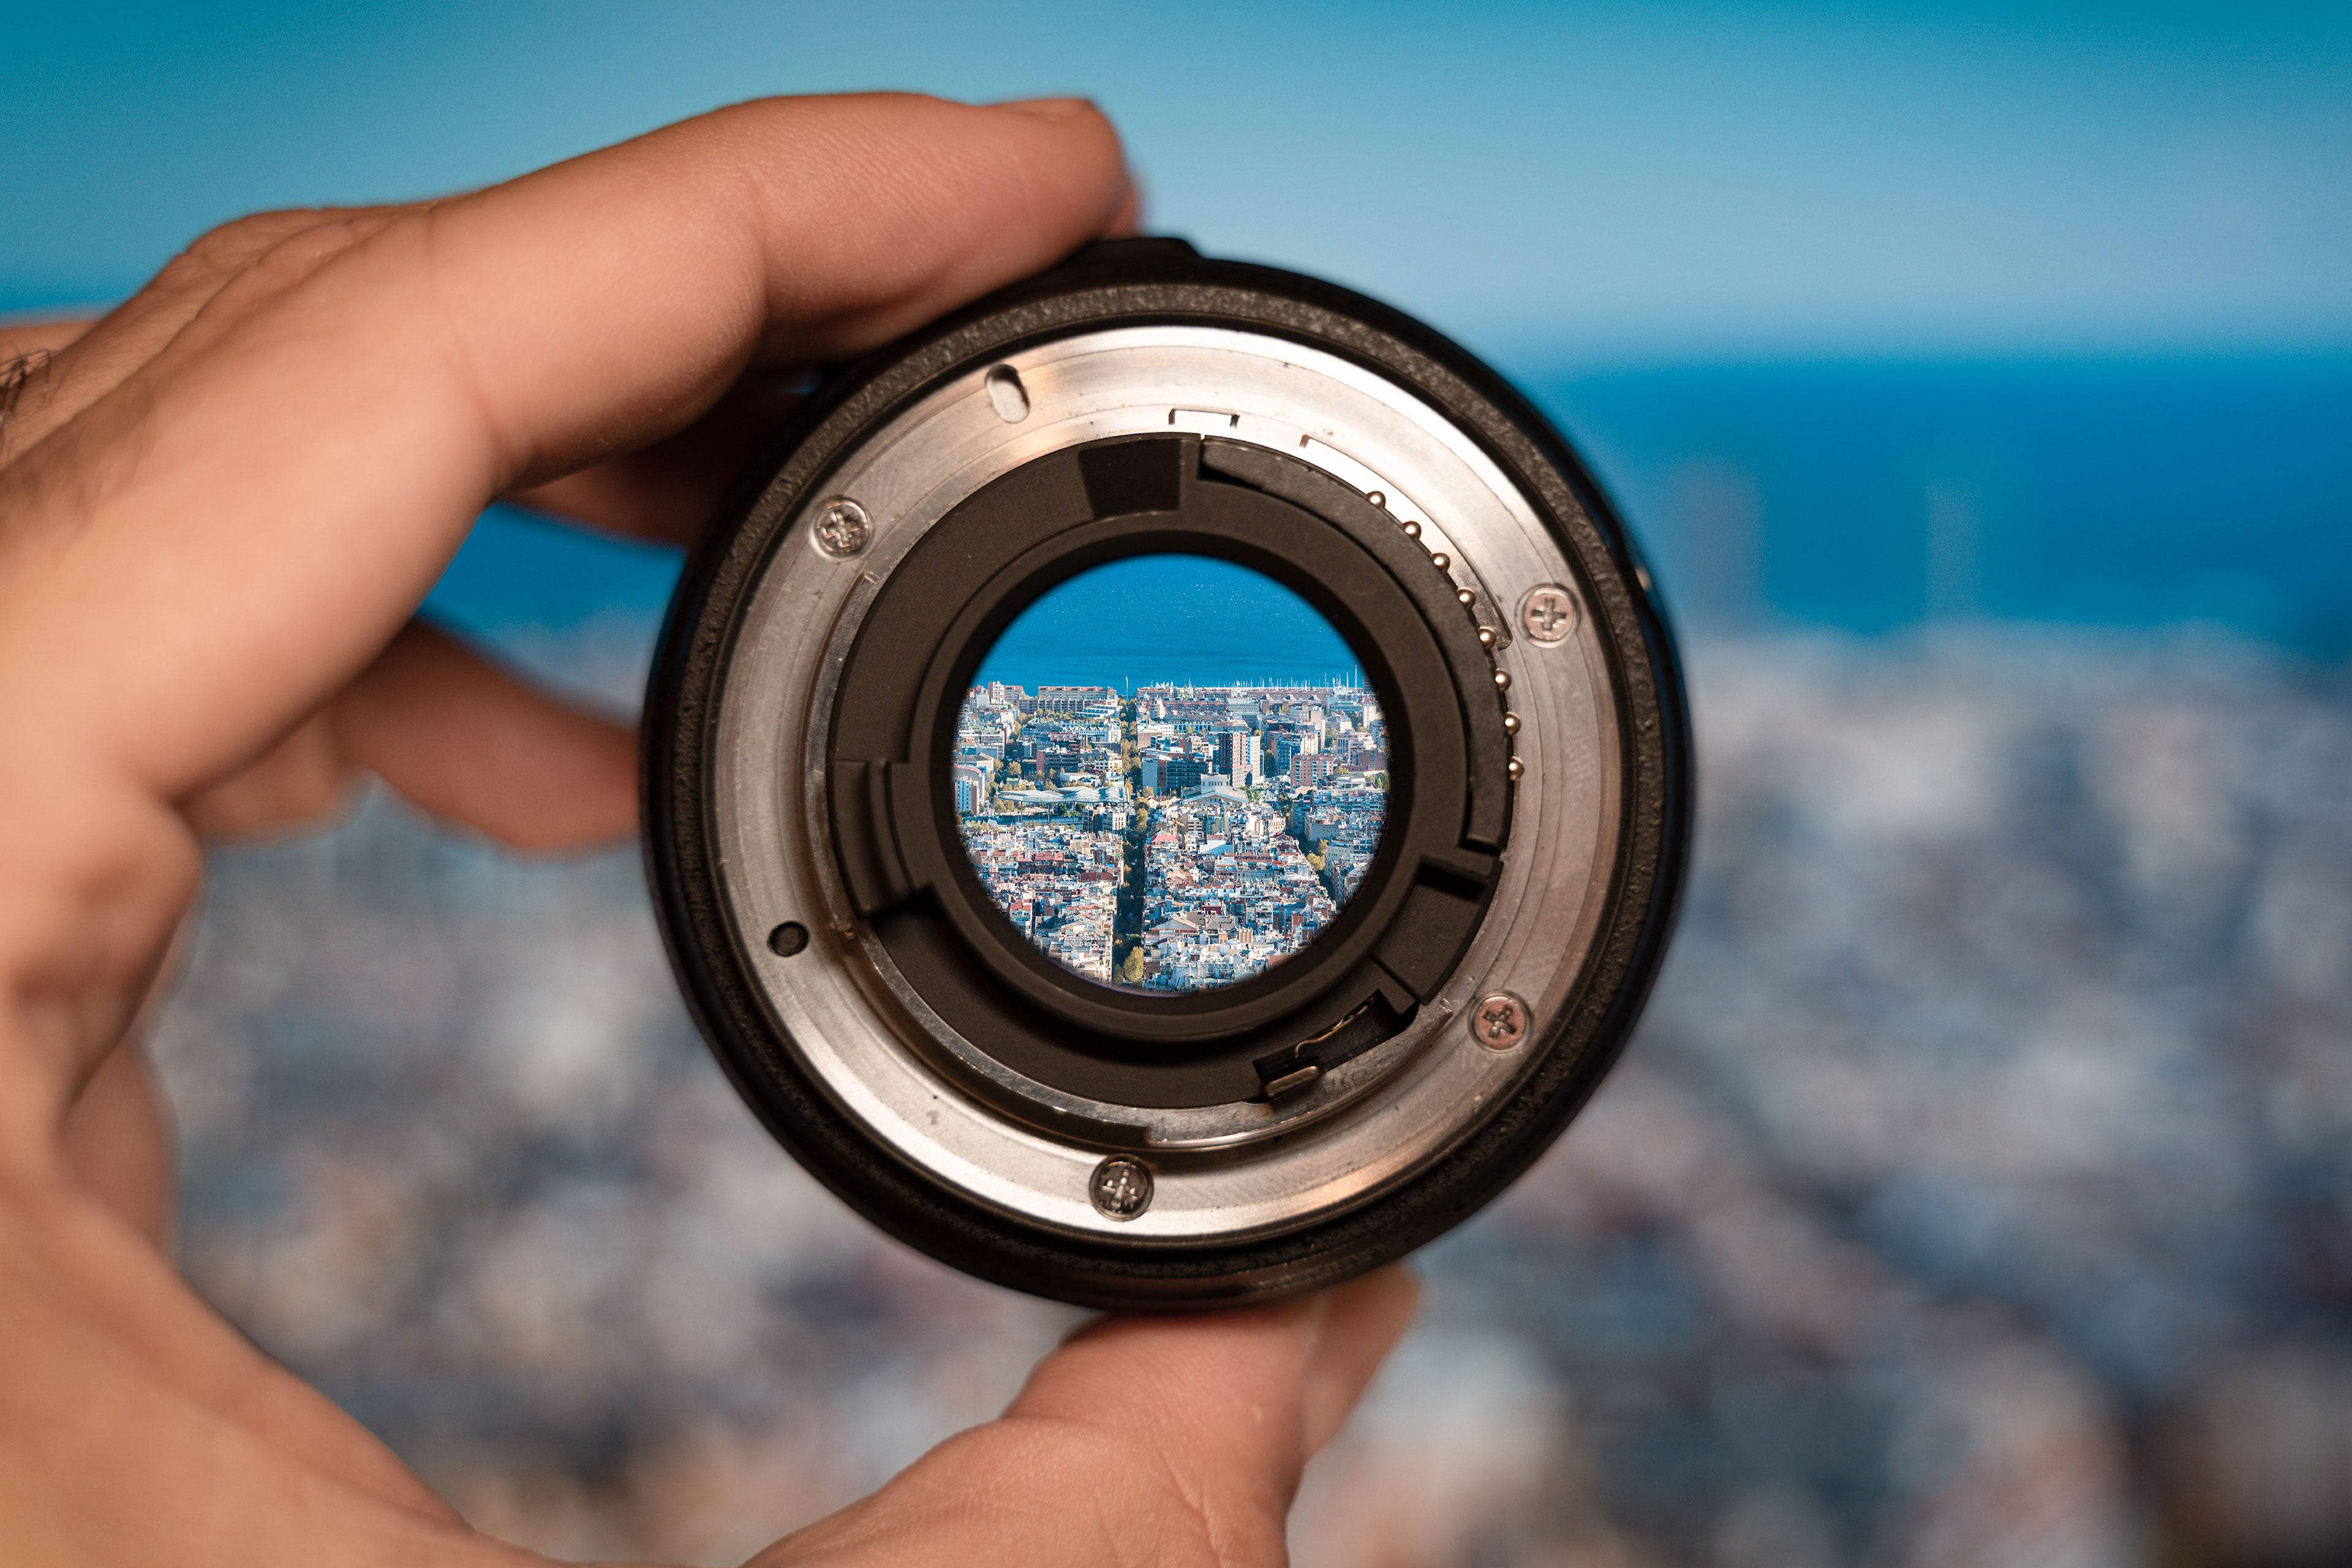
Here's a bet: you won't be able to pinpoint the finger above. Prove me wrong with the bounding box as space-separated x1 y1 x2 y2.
1105 178 1146 239
0 211 407 461
59 1039 175 1248
1014 1266 1419 1499
758 1267 1419 1567
58 915 189 1252
505 363 810 544
334 623 638 850
181 622 638 850
519 107 1139 545
0 93 1129 815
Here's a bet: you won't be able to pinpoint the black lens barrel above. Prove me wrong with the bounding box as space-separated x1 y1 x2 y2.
641 239 1692 1308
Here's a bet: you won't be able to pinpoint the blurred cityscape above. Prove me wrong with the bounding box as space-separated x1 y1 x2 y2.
149 623 2352 1566
954 678 1387 989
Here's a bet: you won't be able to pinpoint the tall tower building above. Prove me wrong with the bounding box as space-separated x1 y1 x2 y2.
1214 728 1262 786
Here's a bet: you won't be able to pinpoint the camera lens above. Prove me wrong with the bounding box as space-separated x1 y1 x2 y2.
645 239 1691 1308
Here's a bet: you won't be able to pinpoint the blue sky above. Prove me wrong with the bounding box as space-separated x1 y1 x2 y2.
9 2 2348 360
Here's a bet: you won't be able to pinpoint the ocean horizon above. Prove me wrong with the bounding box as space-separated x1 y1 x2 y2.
971 554 1365 694
421 352 2352 667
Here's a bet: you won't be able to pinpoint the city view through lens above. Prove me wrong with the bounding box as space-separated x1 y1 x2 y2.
952 556 1388 992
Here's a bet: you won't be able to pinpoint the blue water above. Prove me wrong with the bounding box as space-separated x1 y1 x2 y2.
972 555 1363 692
426 503 681 634
417 353 2352 666
1517 351 2352 648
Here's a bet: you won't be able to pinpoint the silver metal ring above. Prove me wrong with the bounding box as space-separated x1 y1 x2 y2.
703 324 1624 1243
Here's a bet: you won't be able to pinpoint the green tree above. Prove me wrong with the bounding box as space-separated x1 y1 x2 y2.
1120 946 1147 984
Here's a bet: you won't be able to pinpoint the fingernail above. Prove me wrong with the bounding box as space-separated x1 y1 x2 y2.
991 96 1097 120
1106 174 1145 238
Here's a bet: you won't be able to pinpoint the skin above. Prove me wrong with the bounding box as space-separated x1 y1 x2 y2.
0 93 1417 1566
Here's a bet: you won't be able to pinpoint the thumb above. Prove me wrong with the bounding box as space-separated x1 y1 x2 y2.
753 1267 1419 1567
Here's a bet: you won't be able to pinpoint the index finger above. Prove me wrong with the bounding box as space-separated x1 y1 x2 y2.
0 92 1129 803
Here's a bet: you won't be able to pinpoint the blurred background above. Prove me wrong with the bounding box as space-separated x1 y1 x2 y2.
9 2 2351 1562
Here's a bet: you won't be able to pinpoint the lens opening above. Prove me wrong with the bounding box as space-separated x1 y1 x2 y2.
824 432 1508 1106
952 554 1390 993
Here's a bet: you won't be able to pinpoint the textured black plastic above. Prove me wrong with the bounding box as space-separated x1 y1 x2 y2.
642 239 1693 1310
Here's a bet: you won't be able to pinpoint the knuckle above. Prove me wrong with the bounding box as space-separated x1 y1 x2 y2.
160 213 311 296
155 208 396 309
183 208 342 273
147 208 412 352
127 209 347 327
233 212 393 296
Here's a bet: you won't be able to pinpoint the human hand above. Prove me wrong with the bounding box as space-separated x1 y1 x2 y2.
0 92 1416 1564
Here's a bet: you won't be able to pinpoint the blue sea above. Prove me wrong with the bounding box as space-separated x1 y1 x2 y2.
422 352 2352 670
1515 350 2352 647
972 555 1361 692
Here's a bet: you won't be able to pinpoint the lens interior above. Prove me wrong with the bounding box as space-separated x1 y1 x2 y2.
953 554 1390 993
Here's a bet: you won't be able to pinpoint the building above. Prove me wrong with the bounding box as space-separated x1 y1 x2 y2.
949 763 990 814
1214 728 1262 787
1025 685 1121 714
1263 725 1304 776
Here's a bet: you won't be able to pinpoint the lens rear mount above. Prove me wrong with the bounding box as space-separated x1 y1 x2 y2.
644 241 1691 1308
829 429 1510 1112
